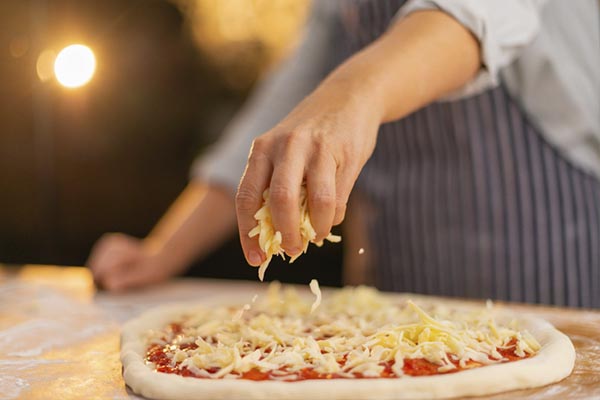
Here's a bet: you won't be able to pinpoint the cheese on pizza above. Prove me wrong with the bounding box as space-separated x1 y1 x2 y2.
144 284 541 381
249 187 342 281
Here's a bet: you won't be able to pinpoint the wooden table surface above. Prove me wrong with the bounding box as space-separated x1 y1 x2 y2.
1 265 598 400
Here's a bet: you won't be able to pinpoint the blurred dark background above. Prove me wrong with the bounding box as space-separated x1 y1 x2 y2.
0 0 342 286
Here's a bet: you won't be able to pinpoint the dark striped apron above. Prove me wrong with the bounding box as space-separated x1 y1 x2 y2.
336 0 600 308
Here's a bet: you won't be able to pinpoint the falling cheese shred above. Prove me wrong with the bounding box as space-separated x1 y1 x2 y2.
309 279 321 313
145 284 541 380
248 186 342 281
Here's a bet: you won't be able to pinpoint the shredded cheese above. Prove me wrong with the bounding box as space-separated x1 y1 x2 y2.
309 279 321 313
145 284 541 380
232 304 251 321
248 186 342 281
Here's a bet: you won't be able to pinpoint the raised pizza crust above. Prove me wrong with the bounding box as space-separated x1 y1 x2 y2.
121 295 575 400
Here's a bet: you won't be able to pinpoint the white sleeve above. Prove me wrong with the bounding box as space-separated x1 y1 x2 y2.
190 3 337 193
395 0 548 100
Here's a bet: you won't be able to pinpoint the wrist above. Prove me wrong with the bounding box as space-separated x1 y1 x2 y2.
142 237 187 274
320 62 388 125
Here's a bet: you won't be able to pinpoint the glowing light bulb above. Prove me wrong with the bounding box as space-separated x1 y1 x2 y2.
54 44 96 88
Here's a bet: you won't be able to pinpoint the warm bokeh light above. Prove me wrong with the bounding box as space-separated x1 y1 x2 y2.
177 0 310 89
36 49 56 82
53 44 96 88
9 35 29 58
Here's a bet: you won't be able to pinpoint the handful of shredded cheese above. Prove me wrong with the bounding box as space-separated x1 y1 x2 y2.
248 186 341 281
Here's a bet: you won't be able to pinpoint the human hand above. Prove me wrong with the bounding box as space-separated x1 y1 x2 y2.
236 83 382 266
87 233 181 291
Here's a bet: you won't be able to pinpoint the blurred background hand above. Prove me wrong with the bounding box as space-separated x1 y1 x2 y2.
88 233 180 291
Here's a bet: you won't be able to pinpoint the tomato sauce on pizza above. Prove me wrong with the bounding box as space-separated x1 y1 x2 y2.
146 334 529 380
142 285 539 381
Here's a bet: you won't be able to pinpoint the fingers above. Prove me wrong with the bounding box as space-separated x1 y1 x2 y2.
87 233 141 288
306 153 337 242
238 126 361 265
269 150 305 256
236 140 273 266
101 262 160 292
333 166 359 226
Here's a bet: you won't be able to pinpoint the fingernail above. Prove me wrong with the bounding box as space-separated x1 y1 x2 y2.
248 251 262 265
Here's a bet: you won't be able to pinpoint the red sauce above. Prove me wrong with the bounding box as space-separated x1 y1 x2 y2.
179 343 199 351
146 338 530 381
169 323 183 335
241 369 270 380
402 358 445 376
147 345 171 367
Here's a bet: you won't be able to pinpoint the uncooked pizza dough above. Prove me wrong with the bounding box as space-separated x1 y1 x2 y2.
120 286 575 400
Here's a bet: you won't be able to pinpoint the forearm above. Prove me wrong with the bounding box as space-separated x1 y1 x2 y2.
146 182 237 272
235 10 481 264
318 10 480 124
